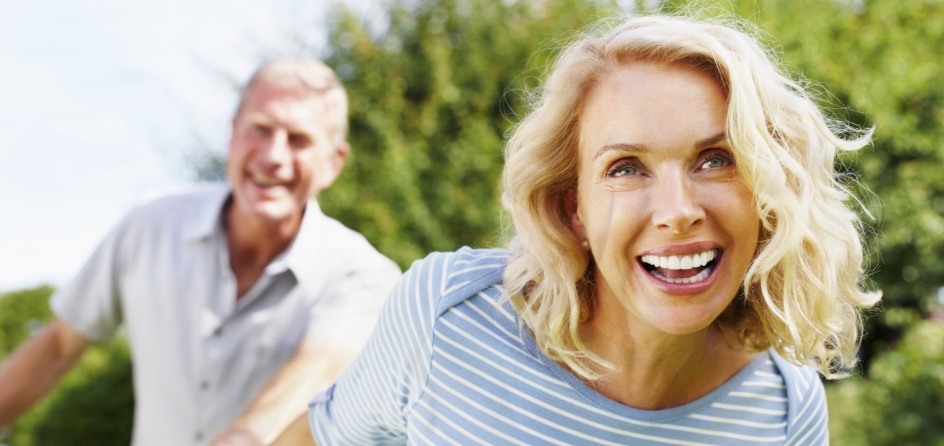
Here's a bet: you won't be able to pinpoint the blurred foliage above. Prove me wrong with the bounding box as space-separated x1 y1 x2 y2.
0 287 133 446
827 321 944 445
317 0 623 267
0 286 53 355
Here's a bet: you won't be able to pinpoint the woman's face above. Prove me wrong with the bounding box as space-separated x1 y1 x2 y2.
570 61 760 336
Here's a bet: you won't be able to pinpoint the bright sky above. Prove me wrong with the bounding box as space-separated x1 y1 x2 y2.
0 0 372 292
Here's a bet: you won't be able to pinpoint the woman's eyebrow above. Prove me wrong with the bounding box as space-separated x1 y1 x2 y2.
694 132 727 149
593 142 650 160
592 132 728 161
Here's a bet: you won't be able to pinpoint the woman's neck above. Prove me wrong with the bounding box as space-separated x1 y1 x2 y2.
579 310 755 410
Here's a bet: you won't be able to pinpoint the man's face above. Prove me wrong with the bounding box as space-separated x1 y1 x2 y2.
226 80 347 224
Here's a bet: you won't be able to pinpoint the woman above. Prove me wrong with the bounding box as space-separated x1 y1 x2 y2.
303 14 879 445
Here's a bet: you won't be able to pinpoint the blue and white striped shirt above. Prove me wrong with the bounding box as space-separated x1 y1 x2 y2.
310 247 828 445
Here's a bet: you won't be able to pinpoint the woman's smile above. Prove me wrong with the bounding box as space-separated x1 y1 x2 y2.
639 248 720 285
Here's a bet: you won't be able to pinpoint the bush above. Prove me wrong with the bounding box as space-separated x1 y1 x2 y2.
0 286 54 356
828 320 944 445
0 288 134 446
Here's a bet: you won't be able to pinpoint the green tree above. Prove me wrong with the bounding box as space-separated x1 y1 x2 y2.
0 286 54 356
317 0 622 267
0 288 133 446
827 320 944 445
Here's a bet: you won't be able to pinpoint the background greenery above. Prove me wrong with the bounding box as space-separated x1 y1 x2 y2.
3 0 942 444
0 287 133 446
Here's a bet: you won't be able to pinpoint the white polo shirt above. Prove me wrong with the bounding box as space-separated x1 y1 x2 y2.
51 184 401 445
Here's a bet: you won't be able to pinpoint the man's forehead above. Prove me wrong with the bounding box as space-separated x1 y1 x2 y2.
234 74 345 139
243 104 328 131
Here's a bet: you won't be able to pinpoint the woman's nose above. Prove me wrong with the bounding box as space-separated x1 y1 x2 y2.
651 171 705 234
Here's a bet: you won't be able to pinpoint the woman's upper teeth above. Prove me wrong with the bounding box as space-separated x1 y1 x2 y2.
641 249 718 270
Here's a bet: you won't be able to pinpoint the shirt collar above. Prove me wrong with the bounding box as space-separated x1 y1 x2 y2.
183 186 231 242
281 200 328 289
180 185 329 289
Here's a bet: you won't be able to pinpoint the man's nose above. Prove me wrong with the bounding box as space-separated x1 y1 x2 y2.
259 129 291 164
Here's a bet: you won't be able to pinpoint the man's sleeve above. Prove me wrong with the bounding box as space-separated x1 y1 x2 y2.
49 211 134 341
303 248 401 356
309 251 452 446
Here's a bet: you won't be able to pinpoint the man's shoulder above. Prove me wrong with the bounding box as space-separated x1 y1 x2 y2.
307 211 375 250
104 184 225 242
291 208 401 282
125 184 226 222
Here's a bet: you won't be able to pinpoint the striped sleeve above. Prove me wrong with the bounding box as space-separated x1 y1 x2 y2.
776 354 829 446
310 251 454 445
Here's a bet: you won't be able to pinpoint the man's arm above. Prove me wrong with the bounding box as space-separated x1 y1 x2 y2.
0 318 92 426
210 334 355 446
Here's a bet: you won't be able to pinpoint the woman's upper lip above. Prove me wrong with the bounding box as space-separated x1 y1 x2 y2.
638 240 720 257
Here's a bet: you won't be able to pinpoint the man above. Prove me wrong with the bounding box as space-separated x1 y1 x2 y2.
0 58 401 445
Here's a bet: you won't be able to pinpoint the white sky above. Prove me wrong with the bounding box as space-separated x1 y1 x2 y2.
0 0 373 291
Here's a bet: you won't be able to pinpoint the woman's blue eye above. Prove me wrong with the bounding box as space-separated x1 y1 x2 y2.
606 160 639 178
700 151 734 170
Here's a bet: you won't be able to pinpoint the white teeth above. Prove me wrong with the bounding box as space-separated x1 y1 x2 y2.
668 256 680 269
651 267 712 284
641 249 718 271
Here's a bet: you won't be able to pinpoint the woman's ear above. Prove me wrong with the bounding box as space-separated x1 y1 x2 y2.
564 190 587 242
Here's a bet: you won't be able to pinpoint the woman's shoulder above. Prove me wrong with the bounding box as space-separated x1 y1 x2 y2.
768 349 829 444
402 246 512 317
768 349 826 399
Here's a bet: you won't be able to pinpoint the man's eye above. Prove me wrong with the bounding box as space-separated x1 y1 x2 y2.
250 124 272 136
606 160 640 178
288 134 311 148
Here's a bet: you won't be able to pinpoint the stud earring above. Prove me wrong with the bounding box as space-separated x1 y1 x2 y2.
581 240 590 250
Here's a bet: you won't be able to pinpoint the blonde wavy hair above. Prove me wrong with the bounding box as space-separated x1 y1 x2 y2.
502 14 881 381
